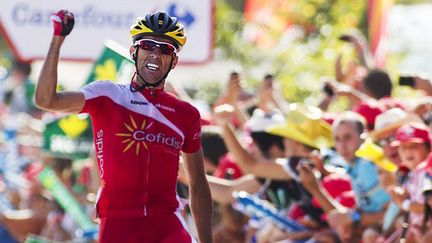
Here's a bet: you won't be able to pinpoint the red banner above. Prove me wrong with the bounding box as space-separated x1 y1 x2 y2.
368 0 393 68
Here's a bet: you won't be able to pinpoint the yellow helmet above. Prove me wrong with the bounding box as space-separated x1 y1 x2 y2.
130 11 187 51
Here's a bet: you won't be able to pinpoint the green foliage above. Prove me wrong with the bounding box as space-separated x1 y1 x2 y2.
214 0 367 104
396 0 428 4
215 1 259 67
193 80 222 106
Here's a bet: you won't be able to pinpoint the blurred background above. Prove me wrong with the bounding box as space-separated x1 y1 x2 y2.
0 0 431 106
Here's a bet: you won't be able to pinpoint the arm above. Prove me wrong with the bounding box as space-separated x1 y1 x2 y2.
213 106 291 180
206 174 261 204
220 122 290 180
298 163 346 213
350 35 374 69
35 10 85 113
218 204 249 232
335 83 376 107
1 210 45 241
183 149 213 243
328 207 386 230
359 210 386 226
414 76 432 96
389 186 424 214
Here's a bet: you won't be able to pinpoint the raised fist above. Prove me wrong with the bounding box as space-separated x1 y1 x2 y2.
50 10 75 36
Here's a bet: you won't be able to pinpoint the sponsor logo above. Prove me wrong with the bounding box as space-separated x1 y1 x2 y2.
115 115 181 155
193 132 201 140
155 103 175 112
96 129 104 178
130 100 148 105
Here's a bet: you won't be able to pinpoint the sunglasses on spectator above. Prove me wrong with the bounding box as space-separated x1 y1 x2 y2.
134 39 177 55
377 135 396 147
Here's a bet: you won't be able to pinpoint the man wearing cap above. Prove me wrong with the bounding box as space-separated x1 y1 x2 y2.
388 123 432 242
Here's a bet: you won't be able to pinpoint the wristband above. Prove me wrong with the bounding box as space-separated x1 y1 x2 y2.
350 210 362 227
51 10 75 36
401 199 411 212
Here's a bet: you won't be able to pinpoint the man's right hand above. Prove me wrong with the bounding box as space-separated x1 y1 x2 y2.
51 10 75 36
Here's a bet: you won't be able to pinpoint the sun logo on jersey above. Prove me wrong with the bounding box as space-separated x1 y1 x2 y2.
115 116 182 155
115 115 151 155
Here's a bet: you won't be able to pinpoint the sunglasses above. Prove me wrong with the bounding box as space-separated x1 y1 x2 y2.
134 39 177 55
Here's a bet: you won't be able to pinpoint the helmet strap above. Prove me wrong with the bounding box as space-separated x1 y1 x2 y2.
130 48 175 93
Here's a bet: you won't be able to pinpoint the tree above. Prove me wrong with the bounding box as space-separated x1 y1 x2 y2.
215 0 366 103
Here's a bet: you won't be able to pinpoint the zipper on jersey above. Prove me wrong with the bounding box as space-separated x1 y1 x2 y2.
143 152 151 216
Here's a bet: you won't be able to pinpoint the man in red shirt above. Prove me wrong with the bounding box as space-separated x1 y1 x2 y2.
35 10 212 243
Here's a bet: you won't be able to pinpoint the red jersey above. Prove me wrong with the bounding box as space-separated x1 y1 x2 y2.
80 81 201 218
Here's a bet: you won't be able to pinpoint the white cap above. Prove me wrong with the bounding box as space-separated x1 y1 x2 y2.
370 108 423 140
244 108 285 132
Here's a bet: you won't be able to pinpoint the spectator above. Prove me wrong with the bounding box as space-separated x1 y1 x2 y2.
370 108 424 165
206 108 287 242
421 172 432 242
213 71 253 128
1 61 39 117
201 126 229 175
214 104 358 242
388 123 432 242
327 112 391 242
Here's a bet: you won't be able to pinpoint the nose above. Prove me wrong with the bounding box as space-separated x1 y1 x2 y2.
148 48 163 59
151 45 164 54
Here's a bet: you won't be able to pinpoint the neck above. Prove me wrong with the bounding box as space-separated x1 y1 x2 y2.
135 77 165 89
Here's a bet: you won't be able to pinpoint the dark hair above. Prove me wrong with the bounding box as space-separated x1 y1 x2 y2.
201 126 228 166
12 61 31 76
362 69 393 99
52 157 73 173
230 71 240 78
250 132 284 158
422 190 432 233
264 73 274 80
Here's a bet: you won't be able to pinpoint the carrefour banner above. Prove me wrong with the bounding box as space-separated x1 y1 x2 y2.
0 0 213 63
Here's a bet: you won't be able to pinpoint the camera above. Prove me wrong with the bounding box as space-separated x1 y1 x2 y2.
285 157 313 181
398 76 416 87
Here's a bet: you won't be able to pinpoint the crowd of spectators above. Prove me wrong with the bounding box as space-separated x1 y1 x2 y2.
192 32 432 243
0 31 432 243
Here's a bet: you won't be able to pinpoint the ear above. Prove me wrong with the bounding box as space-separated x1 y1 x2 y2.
129 46 136 60
171 55 179 69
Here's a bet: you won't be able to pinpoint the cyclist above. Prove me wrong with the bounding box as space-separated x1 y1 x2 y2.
35 9 213 243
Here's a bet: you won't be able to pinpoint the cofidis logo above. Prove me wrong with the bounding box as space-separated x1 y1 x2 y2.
115 115 181 155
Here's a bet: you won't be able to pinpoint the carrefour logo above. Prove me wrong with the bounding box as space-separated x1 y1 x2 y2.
115 115 181 155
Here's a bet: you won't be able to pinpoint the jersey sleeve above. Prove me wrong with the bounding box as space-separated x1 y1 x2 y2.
79 81 112 115
181 105 202 153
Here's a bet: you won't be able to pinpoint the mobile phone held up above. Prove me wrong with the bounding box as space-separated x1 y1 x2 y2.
398 76 416 87
322 83 334 97
338 34 351 42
